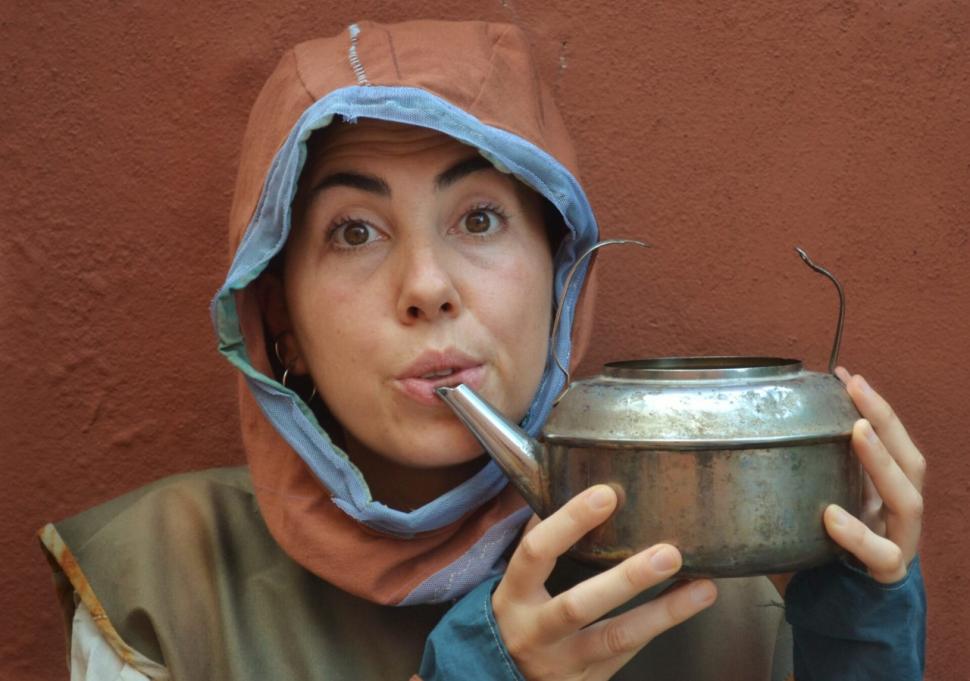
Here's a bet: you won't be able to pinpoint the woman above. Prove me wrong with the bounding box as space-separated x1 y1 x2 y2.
41 19 925 681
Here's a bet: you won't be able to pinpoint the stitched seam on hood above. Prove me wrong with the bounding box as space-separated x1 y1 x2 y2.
383 27 402 81
290 47 319 104
467 24 514 116
347 23 371 85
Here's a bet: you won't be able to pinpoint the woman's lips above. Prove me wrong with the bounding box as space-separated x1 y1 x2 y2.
396 366 486 406
395 350 486 406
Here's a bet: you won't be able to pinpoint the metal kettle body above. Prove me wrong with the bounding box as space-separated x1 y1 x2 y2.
437 357 861 576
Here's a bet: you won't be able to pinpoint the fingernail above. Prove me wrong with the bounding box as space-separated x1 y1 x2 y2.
588 487 613 509
857 376 873 395
830 506 849 527
650 547 678 572
690 581 716 605
864 420 879 445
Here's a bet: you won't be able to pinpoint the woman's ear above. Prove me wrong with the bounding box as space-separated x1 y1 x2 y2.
253 273 309 375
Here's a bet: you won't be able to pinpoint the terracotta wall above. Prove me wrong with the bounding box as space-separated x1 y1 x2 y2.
2 2 967 678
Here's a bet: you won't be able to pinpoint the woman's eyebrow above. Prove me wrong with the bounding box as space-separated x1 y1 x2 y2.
309 156 494 197
310 172 390 197
435 156 495 190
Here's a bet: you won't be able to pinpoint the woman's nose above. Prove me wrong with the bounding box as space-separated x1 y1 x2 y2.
395 242 462 323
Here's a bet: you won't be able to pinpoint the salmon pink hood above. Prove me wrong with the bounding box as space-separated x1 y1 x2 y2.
211 20 600 605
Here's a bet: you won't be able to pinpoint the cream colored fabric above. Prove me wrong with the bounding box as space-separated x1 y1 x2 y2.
71 601 166 681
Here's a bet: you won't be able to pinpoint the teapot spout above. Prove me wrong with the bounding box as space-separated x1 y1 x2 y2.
435 384 545 513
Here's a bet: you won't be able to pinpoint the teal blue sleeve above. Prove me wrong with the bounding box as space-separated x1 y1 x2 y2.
785 555 926 680
419 575 525 681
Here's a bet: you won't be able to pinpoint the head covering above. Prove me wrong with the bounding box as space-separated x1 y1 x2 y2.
211 19 599 605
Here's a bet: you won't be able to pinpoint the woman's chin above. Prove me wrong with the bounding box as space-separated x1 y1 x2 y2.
392 435 489 471
372 421 488 470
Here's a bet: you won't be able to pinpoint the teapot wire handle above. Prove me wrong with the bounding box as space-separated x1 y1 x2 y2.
794 247 846 374
551 238 650 401
551 243 844 402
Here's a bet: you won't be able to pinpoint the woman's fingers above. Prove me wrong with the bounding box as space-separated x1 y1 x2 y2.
824 504 908 583
501 485 618 601
534 544 683 642
851 419 923 560
843 372 926 491
829 368 924 583
834 365 852 384
859 471 887 536
573 579 718 671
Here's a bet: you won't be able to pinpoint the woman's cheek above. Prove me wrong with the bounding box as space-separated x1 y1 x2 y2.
303 285 383 378
501 258 553 395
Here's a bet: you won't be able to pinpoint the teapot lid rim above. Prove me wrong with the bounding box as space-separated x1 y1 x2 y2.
603 356 803 381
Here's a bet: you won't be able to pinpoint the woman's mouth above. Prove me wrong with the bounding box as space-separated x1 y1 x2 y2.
395 351 486 406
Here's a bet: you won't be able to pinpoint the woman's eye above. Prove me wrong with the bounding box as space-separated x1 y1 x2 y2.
330 220 379 248
461 209 502 235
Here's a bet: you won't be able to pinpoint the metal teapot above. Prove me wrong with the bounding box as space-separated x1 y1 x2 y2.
437 245 862 577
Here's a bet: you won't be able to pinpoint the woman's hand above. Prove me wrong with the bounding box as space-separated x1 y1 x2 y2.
772 367 926 596
824 367 926 583
492 485 717 680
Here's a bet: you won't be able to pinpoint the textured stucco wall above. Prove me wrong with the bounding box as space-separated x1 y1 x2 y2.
2 2 967 678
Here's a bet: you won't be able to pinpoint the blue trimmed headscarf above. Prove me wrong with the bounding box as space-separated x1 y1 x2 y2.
211 20 599 604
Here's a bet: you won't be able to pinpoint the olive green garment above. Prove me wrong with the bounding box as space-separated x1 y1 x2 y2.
40 468 792 681
41 468 448 680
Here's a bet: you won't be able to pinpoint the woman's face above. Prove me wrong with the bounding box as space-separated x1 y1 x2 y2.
280 119 554 491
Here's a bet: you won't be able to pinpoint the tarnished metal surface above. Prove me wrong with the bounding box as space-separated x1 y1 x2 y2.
543 442 863 576
546 357 859 447
439 357 863 576
436 385 548 512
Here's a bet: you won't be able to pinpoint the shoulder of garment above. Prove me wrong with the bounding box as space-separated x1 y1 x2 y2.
41 467 448 681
